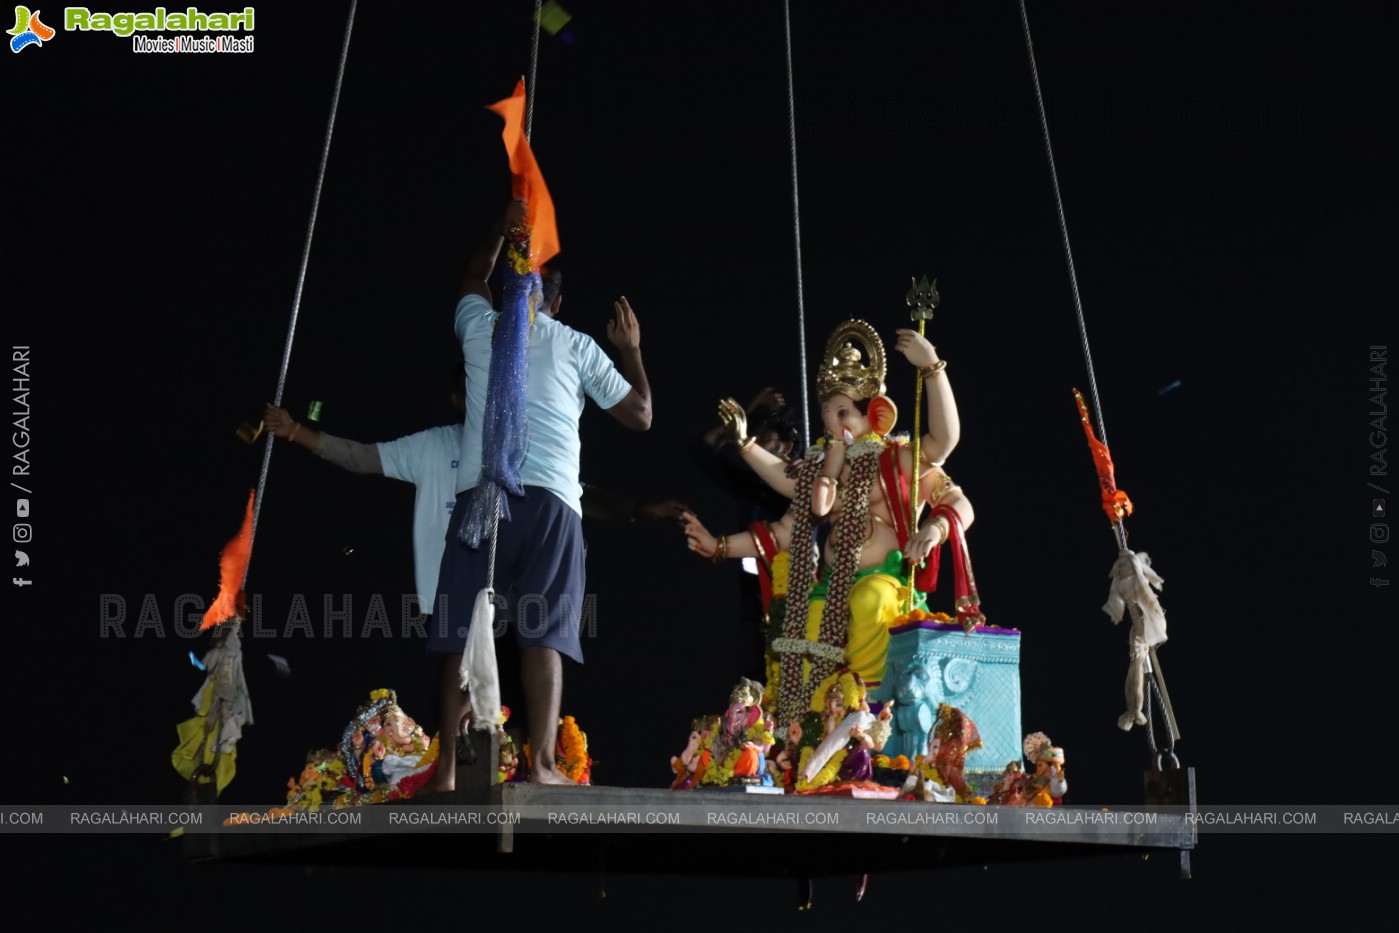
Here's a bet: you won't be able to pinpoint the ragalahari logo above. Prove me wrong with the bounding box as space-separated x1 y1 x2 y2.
9 6 54 52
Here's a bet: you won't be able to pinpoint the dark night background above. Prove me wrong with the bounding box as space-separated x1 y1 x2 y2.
6 0 1394 925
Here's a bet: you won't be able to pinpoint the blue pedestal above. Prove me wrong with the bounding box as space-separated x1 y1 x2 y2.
871 621 1022 775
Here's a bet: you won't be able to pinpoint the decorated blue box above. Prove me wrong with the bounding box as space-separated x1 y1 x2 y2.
870 620 1022 775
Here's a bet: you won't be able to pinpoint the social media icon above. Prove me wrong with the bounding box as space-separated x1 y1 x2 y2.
1375 550 1389 568
1375 499 1388 518
12 524 32 543
1371 523 1391 544
16 499 28 518
14 550 28 567
12 578 31 587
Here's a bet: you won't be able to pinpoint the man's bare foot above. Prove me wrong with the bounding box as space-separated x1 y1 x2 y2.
528 767 577 785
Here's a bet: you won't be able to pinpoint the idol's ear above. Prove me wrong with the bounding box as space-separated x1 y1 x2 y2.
868 395 898 436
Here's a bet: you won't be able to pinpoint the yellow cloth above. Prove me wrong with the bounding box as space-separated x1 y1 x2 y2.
171 682 237 794
805 571 907 687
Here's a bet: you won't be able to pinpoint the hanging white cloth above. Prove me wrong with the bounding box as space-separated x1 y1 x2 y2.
458 586 502 732
1103 549 1168 731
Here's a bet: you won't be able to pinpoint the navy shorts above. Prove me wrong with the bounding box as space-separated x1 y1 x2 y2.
429 486 587 663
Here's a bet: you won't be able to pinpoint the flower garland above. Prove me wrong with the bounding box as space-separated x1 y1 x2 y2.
874 754 913 771
526 715 592 783
772 436 887 726
794 745 848 792
770 551 790 598
773 448 823 726
808 436 884 708
693 713 775 787
693 724 726 786
557 715 591 784
892 609 954 625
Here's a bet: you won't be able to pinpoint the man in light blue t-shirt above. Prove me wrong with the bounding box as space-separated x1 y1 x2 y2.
430 198 654 789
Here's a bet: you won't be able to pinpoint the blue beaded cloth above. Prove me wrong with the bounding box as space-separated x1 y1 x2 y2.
458 249 539 548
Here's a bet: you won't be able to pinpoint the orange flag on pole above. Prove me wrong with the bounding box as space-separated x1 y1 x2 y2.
1074 389 1134 525
486 79 560 268
201 490 255 630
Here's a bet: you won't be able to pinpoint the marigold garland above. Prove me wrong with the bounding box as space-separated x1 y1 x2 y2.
770 551 790 598
557 715 591 784
892 608 955 625
794 745 848 792
524 715 592 783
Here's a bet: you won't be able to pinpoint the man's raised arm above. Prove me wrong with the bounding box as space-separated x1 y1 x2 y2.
604 296 652 431
263 404 384 475
457 198 528 303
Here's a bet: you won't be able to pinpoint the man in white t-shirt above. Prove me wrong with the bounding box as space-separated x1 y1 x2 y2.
264 389 464 625
431 198 653 788
264 369 680 652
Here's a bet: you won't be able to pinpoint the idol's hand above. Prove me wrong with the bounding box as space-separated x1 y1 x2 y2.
905 520 944 565
681 511 718 558
717 397 750 447
894 328 939 369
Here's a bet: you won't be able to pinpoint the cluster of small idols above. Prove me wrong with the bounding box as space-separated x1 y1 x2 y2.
265 694 595 815
669 672 1066 805
266 689 439 814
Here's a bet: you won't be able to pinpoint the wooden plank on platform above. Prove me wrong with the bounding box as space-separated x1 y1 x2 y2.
180 776 1195 867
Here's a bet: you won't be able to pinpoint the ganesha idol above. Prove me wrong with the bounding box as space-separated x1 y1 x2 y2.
675 678 779 790
987 732 1068 807
341 689 438 802
682 318 975 729
903 703 984 804
792 669 895 795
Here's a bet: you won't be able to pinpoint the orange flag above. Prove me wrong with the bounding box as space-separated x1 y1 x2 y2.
201 490 255 630
1074 389 1134 524
486 79 560 268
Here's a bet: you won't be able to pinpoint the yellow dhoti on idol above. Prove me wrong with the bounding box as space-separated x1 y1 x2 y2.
803 550 925 691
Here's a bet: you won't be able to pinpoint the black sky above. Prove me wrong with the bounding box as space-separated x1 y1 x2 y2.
6 1 1395 923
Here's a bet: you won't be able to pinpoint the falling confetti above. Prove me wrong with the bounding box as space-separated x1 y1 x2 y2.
342 545 355 556
268 654 291 678
307 400 323 422
188 650 206 671
1156 379 1182 396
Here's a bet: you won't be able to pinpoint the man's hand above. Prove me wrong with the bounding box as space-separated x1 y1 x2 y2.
607 296 641 351
747 387 785 415
263 404 297 439
635 498 691 523
717 397 750 447
502 196 528 233
603 296 652 431
894 328 939 369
